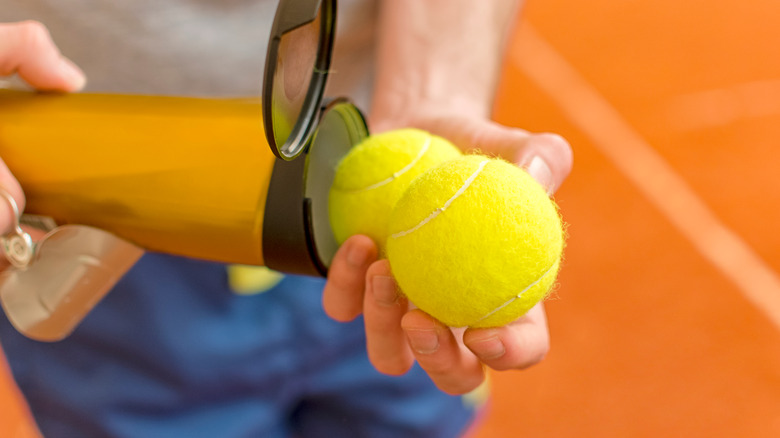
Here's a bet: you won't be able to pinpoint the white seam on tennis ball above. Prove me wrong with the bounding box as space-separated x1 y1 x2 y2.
390 159 490 239
470 261 558 326
344 136 432 193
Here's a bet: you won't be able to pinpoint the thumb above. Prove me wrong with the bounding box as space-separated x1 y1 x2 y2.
0 21 86 92
412 117 573 194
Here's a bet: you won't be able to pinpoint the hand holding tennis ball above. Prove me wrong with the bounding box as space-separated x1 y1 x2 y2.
329 129 565 328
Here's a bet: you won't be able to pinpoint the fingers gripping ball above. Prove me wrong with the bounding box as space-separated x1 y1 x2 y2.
329 129 462 253
386 155 565 328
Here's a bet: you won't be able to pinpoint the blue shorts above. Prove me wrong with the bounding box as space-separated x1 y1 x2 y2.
0 253 480 437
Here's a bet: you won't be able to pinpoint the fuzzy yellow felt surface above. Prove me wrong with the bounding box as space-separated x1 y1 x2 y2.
386 155 564 328
227 265 284 295
329 128 461 254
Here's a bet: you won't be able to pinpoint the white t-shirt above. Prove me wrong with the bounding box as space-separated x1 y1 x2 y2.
1 0 376 108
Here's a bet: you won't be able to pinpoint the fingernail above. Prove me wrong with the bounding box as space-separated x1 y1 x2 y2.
59 57 86 90
525 155 554 195
406 328 439 354
347 243 370 268
470 331 506 360
372 275 398 305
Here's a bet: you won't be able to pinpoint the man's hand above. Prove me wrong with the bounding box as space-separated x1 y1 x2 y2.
0 20 86 235
0 21 85 92
322 117 572 394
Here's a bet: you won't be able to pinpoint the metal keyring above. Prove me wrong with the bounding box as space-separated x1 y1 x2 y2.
0 188 34 269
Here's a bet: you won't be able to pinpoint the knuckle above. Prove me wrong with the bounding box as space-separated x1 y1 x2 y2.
17 20 52 50
322 285 362 322
325 270 352 292
418 354 459 376
373 356 412 376
366 308 402 333
0 21 55 76
327 262 364 293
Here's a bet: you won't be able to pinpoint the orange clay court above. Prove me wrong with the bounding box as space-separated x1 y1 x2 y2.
2 0 780 436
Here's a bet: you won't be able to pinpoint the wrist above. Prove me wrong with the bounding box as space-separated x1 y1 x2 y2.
369 96 492 133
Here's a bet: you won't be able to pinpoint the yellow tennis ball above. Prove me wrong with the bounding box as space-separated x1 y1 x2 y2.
329 128 462 253
386 155 565 328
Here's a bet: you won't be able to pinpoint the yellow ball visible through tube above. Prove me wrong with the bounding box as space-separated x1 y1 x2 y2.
328 128 462 255
385 155 565 328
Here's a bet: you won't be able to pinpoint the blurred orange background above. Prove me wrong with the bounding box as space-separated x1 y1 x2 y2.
474 0 780 436
2 0 780 436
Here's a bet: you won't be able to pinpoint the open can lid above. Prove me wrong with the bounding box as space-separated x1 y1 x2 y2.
262 98 368 276
262 0 336 160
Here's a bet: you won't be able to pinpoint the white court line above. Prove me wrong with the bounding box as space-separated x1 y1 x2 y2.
514 24 780 331
666 79 780 131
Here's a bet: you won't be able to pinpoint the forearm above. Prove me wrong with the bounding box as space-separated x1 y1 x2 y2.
370 0 522 129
